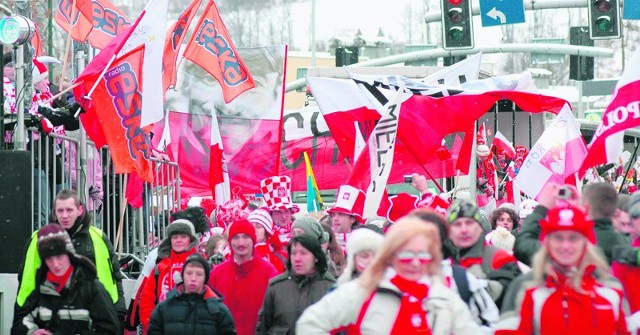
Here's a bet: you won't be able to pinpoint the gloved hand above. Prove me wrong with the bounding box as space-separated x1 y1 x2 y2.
612 244 640 265
89 185 103 213
51 98 71 109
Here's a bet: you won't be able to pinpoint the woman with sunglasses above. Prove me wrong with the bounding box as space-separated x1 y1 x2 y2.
296 217 479 334
495 206 628 335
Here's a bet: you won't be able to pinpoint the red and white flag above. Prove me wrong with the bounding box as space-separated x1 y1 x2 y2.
579 48 640 178
119 0 168 127
515 104 587 199
477 122 487 145
358 86 405 217
492 130 516 160
183 0 255 103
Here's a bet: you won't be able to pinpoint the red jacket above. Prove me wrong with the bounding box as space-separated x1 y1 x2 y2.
612 239 640 314
255 243 287 273
208 256 277 335
511 268 628 335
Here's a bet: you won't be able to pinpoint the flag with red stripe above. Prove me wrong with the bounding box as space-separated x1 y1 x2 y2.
579 48 640 178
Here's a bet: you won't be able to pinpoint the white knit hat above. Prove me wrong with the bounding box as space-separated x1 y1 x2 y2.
337 228 384 284
247 208 274 236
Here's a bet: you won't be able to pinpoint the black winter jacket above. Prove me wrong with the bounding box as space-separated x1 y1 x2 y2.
11 257 120 335
148 284 236 335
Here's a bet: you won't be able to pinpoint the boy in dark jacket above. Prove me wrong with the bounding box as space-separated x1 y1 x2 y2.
12 224 119 335
148 254 236 335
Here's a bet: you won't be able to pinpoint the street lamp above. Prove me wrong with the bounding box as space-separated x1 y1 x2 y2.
0 14 35 150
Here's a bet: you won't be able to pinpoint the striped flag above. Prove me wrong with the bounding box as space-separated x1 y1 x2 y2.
492 130 516 160
303 151 323 212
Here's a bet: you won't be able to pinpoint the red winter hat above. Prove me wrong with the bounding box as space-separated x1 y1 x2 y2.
227 218 256 245
540 206 596 244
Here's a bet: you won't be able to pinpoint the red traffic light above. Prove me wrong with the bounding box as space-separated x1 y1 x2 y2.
594 0 611 12
447 0 463 4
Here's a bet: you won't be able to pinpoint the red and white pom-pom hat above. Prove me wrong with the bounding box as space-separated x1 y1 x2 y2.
260 176 300 213
32 56 60 84
327 185 366 223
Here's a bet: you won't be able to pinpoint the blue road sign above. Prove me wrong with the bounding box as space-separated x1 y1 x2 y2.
479 0 526 27
624 0 640 19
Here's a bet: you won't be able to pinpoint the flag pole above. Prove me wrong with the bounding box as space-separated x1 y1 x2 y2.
73 54 118 118
619 140 640 194
43 82 81 104
60 0 78 90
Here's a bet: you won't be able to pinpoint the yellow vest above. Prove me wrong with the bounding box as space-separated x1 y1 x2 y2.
16 226 118 306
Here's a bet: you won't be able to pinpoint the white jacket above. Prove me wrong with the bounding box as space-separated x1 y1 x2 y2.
296 274 480 334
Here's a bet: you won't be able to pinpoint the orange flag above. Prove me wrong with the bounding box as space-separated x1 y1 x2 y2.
183 0 255 103
163 0 203 94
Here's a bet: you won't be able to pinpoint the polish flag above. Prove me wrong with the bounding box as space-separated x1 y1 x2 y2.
579 48 640 178
492 130 516 160
515 104 587 199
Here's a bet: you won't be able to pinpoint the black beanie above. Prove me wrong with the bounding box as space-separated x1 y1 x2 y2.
182 253 211 284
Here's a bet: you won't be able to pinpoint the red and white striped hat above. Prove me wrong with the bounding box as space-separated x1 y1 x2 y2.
327 185 365 222
260 176 300 213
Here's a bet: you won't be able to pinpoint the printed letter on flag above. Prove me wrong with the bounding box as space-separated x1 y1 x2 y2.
89 0 131 49
119 0 168 127
579 48 640 178
515 104 587 199
183 0 255 103
75 45 154 182
55 0 93 42
361 87 405 217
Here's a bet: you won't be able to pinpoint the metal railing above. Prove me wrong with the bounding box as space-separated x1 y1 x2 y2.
28 131 180 269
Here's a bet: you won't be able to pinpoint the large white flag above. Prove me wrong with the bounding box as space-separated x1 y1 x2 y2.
360 85 406 218
120 0 169 127
515 104 587 199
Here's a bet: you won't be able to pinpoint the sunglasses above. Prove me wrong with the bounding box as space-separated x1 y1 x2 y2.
396 251 433 264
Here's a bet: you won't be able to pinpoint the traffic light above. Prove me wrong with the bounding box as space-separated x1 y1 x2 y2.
588 0 621 39
440 0 474 50
335 46 359 67
569 27 594 81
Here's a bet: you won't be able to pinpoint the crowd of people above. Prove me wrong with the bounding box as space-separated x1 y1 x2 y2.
4 49 640 335
9 169 640 335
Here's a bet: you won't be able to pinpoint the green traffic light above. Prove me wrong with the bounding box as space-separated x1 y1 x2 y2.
448 27 465 41
595 16 612 31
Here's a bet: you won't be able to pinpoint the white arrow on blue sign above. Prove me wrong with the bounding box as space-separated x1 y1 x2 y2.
479 0 526 27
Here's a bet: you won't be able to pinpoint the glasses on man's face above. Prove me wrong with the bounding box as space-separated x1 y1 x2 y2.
395 251 433 264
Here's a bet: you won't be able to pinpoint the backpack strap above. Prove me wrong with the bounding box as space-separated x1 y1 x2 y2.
452 264 472 304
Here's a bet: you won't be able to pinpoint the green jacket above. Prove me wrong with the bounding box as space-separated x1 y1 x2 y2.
258 271 335 335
